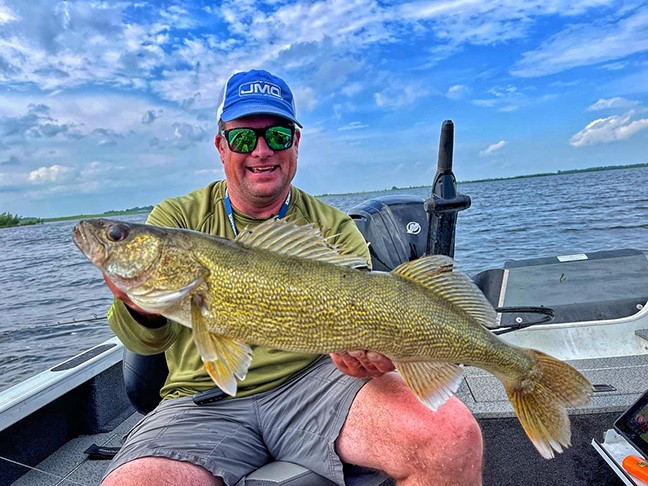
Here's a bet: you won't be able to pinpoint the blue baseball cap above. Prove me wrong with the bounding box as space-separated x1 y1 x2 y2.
217 69 302 127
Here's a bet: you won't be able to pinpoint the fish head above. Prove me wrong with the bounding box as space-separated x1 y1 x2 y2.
74 219 209 314
73 219 165 286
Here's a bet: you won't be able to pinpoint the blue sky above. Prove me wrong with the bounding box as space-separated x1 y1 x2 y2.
0 0 646 218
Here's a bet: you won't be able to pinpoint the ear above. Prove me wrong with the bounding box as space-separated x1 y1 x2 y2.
293 129 301 152
215 132 226 161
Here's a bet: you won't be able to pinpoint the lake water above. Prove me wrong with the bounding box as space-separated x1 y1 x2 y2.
1 167 647 391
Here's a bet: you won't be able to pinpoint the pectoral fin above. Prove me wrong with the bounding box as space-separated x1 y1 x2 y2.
191 294 253 396
129 273 207 313
395 361 464 411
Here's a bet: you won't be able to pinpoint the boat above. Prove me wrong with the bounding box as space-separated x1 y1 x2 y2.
1 121 646 485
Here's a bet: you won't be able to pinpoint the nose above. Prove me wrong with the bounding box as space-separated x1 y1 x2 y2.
251 135 273 157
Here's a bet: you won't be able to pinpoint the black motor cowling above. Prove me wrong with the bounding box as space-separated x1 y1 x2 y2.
349 195 429 272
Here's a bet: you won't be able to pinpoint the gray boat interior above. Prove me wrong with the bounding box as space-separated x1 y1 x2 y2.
2 243 646 485
475 248 648 327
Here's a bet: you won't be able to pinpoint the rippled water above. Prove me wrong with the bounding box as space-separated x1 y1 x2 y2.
1 168 647 390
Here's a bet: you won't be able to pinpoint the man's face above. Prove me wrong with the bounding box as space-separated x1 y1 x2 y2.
215 114 300 210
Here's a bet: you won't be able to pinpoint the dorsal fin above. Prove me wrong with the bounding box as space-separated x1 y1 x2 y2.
235 219 369 269
392 255 498 328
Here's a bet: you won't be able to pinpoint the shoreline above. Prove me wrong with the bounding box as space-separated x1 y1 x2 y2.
9 163 647 224
317 162 648 197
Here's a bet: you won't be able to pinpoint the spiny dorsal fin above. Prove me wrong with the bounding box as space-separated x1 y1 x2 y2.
393 255 497 328
235 219 369 269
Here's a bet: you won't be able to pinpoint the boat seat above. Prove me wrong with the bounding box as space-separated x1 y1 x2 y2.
473 248 648 326
123 348 168 415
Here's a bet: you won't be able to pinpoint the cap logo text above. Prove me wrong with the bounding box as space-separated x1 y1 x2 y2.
239 81 282 99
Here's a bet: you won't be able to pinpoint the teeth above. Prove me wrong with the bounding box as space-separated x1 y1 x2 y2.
251 167 274 172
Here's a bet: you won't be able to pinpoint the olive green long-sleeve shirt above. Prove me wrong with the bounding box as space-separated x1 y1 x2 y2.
108 180 370 400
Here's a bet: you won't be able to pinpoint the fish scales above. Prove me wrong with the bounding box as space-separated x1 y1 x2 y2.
73 218 593 460
194 243 496 363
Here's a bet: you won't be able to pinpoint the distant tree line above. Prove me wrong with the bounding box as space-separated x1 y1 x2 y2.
0 212 43 228
104 206 154 214
0 212 20 227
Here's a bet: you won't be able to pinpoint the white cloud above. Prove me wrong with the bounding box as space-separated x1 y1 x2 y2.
375 83 429 109
226 0 389 48
446 84 470 100
292 86 317 113
28 164 71 183
479 140 507 156
398 0 615 57
570 111 648 147
339 121 368 130
471 85 540 112
142 109 163 124
587 97 641 111
0 0 634 110
512 7 648 77
171 122 209 149
342 82 363 97
0 3 18 24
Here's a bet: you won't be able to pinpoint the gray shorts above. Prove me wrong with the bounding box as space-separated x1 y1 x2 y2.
104 357 369 485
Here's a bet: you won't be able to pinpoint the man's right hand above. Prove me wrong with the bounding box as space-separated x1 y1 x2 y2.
103 273 167 327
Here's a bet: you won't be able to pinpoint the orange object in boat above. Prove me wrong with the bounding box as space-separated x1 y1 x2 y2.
622 455 648 483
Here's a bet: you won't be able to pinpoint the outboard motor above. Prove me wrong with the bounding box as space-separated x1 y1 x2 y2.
349 120 471 270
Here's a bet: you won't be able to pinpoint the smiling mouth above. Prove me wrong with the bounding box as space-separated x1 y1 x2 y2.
248 166 278 173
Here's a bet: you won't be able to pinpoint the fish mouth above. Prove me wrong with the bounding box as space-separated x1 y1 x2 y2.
73 221 108 266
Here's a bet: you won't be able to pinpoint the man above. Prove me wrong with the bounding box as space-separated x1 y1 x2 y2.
102 69 483 486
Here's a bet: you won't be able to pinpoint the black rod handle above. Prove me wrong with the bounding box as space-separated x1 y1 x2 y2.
437 119 454 175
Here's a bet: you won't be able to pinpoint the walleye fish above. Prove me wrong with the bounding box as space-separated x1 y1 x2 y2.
73 218 592 459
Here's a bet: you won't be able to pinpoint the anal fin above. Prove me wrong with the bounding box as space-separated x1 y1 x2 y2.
191 294 253 396
395 361 464 411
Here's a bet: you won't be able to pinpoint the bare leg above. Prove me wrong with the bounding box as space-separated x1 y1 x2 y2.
101 456 223 486
337 372 483 486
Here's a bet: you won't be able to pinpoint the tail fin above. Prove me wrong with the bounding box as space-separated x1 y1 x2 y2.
503 349 593 459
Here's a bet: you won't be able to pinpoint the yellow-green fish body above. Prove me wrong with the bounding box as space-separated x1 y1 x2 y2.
73 218 592 460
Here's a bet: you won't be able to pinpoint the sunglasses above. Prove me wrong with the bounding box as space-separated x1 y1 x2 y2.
222 125 295 154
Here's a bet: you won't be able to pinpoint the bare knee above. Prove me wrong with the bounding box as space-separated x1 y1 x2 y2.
434 399 483 482
394 398 483 486
102 456 223 486
339 374 483 485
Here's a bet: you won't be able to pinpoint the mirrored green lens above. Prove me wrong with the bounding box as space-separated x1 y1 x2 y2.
224 125 294 153
228 129 257 153
265 126 293 150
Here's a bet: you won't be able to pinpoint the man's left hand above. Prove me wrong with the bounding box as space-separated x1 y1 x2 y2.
330 350 395 378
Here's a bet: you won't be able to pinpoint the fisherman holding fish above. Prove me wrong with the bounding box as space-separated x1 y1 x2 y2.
95 69 485 486
78 68 593 486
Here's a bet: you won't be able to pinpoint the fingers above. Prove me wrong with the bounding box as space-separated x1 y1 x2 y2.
102 273 153 317
330 352 369 378
330 350 396 378
348 350 396 373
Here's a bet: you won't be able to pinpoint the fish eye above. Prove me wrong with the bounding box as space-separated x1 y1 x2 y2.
107 223 129 242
